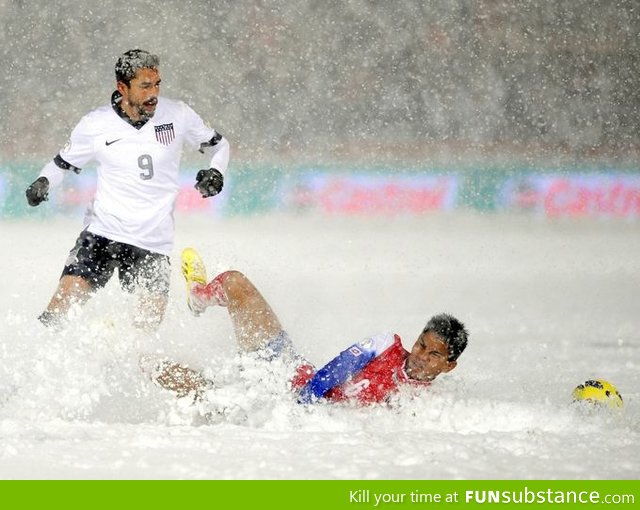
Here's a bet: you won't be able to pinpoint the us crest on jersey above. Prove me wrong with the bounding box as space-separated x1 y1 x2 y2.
155 123 175 145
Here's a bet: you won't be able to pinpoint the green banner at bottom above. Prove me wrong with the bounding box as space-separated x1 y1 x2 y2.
2 480 638 509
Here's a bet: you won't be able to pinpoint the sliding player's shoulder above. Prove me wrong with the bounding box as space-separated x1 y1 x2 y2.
355 332 397 355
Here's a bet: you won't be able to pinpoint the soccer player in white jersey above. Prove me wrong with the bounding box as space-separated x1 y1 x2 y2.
25 49 230 332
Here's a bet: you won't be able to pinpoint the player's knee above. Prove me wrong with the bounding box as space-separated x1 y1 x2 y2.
218 270 254 299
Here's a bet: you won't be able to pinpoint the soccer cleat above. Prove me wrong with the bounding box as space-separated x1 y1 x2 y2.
181 247 208 316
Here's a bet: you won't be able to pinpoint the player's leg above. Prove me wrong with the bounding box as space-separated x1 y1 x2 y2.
133 292 168 331
119 246 170 331
138 352 213 399
39 275 94 326
221 270 284 353
181 249 284 352
39 231 113 327
188 269 284 352
121 247 212 396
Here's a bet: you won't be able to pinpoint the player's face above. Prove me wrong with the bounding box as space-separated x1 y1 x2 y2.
117 67 161 121
405 330 456 382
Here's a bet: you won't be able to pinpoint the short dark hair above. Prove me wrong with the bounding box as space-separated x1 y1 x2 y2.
115 49 159 85
423 313 468 361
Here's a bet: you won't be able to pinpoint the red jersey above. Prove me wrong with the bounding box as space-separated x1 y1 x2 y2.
293 333 430 405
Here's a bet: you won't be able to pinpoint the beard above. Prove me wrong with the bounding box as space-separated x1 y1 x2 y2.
131 97 158 121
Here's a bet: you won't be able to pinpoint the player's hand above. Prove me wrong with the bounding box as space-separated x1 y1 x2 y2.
25 176 50 206
195 168 224 198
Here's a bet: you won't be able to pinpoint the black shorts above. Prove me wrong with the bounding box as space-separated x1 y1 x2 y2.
61 230 170 295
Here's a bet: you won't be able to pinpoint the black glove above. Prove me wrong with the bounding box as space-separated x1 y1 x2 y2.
194 168 224 198
25 176 50 206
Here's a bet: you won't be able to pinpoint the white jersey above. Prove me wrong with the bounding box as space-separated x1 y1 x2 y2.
39 95 230 255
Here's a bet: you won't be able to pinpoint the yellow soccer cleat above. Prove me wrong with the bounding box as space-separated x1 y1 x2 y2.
181 247 208 315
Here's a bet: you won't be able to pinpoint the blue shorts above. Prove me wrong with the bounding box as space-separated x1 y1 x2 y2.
255 330 306 365
61 230 170 294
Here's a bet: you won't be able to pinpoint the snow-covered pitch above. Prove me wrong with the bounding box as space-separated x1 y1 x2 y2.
1 212 638 479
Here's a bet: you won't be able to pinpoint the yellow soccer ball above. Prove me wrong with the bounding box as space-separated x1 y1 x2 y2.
572 379 623 409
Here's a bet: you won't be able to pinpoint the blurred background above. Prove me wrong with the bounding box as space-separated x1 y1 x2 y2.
0 0 639 218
